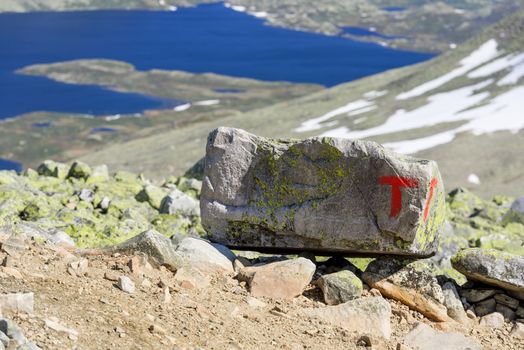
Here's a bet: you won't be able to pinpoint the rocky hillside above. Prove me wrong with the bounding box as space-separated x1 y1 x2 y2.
0 158 523 349
77 7 524 198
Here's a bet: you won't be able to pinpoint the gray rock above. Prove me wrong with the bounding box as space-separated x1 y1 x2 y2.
517 306 524 319
99 197 110 211
0 293 34 314
117 276 135 294
496 304 516 321
237 257 315 299
67 161 91 179
301 297 391 339
86 164 109 183
316 270 362 305
160 188 200 216
201 127 445 257
494 293 520 309
403 322 481 350
117 230 182 272
503 196 524 224
0 331 8 347
451 248 524 294
442 282 469 324
475 298 496 317
510 322 524 339
0 318 31 346
479 312 505 328
78 189 95 203
37 160 68 179
175 237 236 274
460 288 498 303
15 222 75 246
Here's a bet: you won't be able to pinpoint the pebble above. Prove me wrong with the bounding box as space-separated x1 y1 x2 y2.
117 276 135 294
479 312 505 328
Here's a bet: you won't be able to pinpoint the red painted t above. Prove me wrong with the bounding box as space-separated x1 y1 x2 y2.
379 176 419 218
423 178 439 222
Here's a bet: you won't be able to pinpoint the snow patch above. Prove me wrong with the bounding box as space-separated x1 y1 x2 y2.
324 80 493 140
374 85 524 153
173 103 191 112
397 39 500 100
194 99 220 106
293 100 374 133
468 53 524 79
363 90 388 99
250 11 268 18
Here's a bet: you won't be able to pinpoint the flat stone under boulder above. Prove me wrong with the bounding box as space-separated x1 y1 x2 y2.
201 127 446 257
451 248 524 294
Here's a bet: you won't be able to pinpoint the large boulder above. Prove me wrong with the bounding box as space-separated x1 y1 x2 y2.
451 248 524 294
201 127 445 257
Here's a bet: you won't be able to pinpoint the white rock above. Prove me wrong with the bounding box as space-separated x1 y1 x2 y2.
0 293 34 314
301 297 391 339
117 276 135 294
175 237 235 274
403 322 481 350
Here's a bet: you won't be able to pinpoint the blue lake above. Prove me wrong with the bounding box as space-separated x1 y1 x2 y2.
0 3 433 121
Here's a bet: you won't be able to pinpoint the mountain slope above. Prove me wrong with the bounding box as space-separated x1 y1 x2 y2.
80 8 524 198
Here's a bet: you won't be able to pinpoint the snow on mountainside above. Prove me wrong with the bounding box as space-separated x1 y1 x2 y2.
294 38 524 155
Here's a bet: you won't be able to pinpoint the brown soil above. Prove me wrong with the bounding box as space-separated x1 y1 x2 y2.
0 240 523 350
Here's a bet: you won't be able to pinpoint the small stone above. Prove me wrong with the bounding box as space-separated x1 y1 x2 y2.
494 293 520 310
174 266 210 289
0 293 34 314
517 306 524 319
460 288 498 303
0 267 22 279
148 323 166 335
479 312 505 328
117 230 182 272
237 258 315 299
99 197 110 211
37 160 68 178
466 309 476 319
357 334 387 349
160 188 200 216
68 161 91 179
475 298 496 317
316 270 363 305
163 287 171 304
403 322 481 350
442 282 469 324
44 318 79 337
233 259 245 272
78 189 95 203
117 276 135 294
301 297 391 339
510 322 524 339
175 237 236 275
495 304 516 321
104 271 119 282
246 297 266 309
